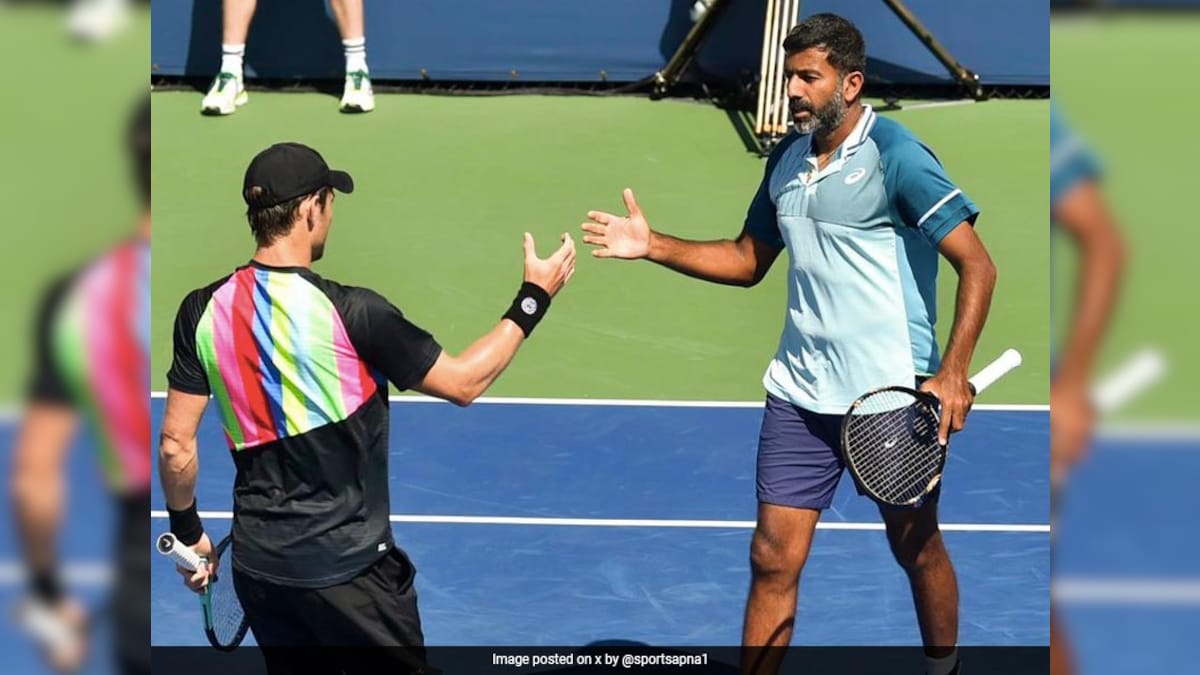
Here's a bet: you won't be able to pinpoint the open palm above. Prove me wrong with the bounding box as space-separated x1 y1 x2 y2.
582 188 651 259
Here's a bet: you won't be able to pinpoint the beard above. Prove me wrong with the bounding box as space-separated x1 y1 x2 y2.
312 241 325 261
791 89 848 135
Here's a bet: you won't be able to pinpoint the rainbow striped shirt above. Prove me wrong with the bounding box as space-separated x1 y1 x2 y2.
168 261 441 587
29 238 150 497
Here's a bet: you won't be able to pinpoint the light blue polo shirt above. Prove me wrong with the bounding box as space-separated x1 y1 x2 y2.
1050 100 1102 371
746 105 979 414
1050 100 1102 210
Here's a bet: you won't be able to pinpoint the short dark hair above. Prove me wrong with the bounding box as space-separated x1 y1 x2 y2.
245 186 330 247
782 13 867 76
128 96 150 206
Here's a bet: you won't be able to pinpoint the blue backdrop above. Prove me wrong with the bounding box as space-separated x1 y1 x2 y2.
151 1 1047 86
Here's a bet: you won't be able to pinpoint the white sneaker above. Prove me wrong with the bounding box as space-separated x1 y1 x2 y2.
201 72 247 116
339 70 375 113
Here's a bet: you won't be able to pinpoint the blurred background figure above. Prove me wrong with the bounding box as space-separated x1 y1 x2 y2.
201 0 375 115
9 95 149 675
66 0 131 43
10 96 151 672
0 2 147 674
1048 99 1125 494
1052 1 1200 673
1048 98 1125 675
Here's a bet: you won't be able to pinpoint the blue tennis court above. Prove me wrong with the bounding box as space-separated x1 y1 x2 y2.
1055 432 1200 674
146 397 1049 648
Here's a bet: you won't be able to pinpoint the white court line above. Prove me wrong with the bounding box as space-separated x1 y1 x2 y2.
1094 422 1200 443
893 100 978 111
0 561 111 586
148 390 1046 412
1054 578 1200 606
149 510 1048 533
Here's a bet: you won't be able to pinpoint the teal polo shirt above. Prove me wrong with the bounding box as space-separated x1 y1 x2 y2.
745 105 980 413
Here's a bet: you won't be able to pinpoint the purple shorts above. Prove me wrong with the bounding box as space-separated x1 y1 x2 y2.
755 393 939 510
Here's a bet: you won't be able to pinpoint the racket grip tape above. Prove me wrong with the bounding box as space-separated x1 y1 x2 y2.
967 348 1022 396
156 532 206 572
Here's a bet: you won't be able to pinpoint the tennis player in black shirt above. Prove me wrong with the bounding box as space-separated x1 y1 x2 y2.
159 142 575 673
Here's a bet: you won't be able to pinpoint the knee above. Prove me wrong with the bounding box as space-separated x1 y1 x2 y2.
749 530 807 581
889 530 947 573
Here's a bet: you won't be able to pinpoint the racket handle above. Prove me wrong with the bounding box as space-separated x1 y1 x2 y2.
968 348 1023 396
1092 348 1166 413
156 532 206 572
15 600 78 654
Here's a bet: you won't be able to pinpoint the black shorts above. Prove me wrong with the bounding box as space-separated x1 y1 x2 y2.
232 546 431 675
115 492 150 675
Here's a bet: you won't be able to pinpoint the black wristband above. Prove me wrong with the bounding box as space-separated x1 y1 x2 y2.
167 498 205 546
30 569 63 604
502 282 552 337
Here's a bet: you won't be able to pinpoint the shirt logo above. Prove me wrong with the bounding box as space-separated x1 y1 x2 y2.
521 297 538 315
378 543 388 552
844 167 868 185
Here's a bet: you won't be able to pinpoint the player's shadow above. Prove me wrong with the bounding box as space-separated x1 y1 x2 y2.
185 0 344 99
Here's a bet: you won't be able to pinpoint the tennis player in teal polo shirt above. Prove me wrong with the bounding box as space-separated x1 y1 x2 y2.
1048 100 1125 675
583 13 997 675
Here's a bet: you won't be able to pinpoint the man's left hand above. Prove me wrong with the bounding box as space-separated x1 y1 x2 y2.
919 371 976 445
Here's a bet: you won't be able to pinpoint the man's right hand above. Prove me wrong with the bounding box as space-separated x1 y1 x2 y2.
522 232 576 298
175 532 217 594
582 188 653 260
1050 380 1095 486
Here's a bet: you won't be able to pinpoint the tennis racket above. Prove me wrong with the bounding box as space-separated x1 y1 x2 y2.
156 532 249 651
841 348 1024 507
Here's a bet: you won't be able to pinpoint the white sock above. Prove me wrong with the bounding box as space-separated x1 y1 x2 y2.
343 37 368 74
220 43 245 79
926 648 959 675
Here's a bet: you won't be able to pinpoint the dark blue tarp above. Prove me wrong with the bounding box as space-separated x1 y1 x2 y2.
151 1 1047 86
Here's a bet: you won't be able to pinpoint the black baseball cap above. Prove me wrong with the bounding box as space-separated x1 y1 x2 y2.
243 142 354 208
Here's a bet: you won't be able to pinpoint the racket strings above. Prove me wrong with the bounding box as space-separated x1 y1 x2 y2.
845 391 942 505
207 539 248 648
208 575 246 646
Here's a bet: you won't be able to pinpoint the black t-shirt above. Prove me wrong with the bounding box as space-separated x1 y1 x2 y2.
27 272 75 406
168 261 442 587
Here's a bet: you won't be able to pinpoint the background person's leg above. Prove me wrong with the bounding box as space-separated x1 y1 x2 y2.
201 0 256 114
329 0 373 112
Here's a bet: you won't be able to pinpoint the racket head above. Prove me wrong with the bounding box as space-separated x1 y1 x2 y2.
203 534 249 651
841 386 946 508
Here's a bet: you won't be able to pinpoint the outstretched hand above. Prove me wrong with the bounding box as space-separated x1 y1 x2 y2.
582 188 652 260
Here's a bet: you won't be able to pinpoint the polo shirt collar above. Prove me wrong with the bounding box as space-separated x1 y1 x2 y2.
804 103 877 173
